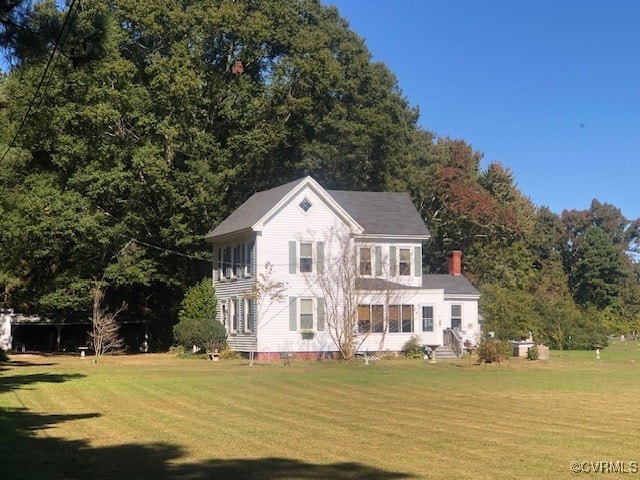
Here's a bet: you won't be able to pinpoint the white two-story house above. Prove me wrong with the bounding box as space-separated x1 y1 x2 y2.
205 176 480 360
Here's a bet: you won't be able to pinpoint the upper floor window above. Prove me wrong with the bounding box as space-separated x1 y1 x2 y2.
399 248 411 276
218 241 255 280
359 247 372 276
300 243 313 273
299 197 313 213
290 241 324 274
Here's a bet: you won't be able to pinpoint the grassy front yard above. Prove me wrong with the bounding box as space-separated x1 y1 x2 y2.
2 342 640 479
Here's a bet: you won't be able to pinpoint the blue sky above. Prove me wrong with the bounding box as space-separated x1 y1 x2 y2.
325 0 640 221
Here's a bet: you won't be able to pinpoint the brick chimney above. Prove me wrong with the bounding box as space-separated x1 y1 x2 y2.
448 250 462 276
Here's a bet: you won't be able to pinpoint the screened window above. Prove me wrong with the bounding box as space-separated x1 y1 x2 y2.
357 305 371 333
372 305 384 333
388 305 399 333
402 305 413 332
422 306 434 332
359 247 372 276
399 248 411 276
300 299 313 329
300 243 313 273
389 305 413 333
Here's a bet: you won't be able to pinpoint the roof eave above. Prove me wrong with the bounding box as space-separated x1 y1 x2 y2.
355 233 431 241
205 227 255 243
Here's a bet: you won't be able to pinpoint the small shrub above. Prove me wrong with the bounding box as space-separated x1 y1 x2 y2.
174 279 226 350
170 345 208 359
219 349 242 360
0 349 8 362
527 345 539 361
477 339 511 363
401 336 424 359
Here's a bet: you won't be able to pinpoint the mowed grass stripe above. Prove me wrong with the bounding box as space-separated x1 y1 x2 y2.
3 348 640 480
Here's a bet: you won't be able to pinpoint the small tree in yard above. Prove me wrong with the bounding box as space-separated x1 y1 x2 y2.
90 282 126 358
305 225 411 363
174 278 226 352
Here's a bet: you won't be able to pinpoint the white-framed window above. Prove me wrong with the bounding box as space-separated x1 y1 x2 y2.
399 248 411 276
224 246 232 279
451 304 462 330
221 302 228 328
233 245 241 278
244 298 254 333
290 241 324 275
357 304 384 333
359 247 372 276
231 298 238 333
217 248 223 280
389 305 413 333
299 243 313 273
246 241 255 277
300 298 313 329
422 306 434 332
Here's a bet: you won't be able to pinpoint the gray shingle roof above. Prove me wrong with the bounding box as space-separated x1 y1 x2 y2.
206 176 430 240
205 178 306 239
421 274 480 296
327 190 430 237
356 275 479 296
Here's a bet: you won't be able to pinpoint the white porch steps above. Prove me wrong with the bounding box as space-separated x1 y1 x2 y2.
434 345 459 359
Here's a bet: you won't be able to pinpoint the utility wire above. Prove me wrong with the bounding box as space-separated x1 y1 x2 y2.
0 0 79 167
0 0 213 267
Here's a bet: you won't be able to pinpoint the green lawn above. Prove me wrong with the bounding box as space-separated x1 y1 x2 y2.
2 342 640 479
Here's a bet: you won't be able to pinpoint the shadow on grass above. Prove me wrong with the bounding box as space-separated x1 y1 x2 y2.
0 370 414 480
0 372 84 394
1 408 415 479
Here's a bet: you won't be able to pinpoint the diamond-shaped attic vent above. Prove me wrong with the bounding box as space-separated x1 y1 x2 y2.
299 197 312 213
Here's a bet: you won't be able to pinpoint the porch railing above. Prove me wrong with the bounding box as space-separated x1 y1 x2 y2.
443 328 463 358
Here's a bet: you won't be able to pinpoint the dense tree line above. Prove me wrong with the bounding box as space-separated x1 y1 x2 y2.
0 0 638 348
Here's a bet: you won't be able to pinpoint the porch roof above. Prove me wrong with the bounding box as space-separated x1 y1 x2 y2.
355 275 479 296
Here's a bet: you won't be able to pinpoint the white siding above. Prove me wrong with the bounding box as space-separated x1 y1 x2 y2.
255 185 348 353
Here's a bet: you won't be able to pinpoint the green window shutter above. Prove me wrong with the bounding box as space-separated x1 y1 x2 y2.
289 241 297 274
390 246 397 276
375 246 382 276
317 242 325 274
414 246 422 277
317 297 325 331
289 297 297 331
